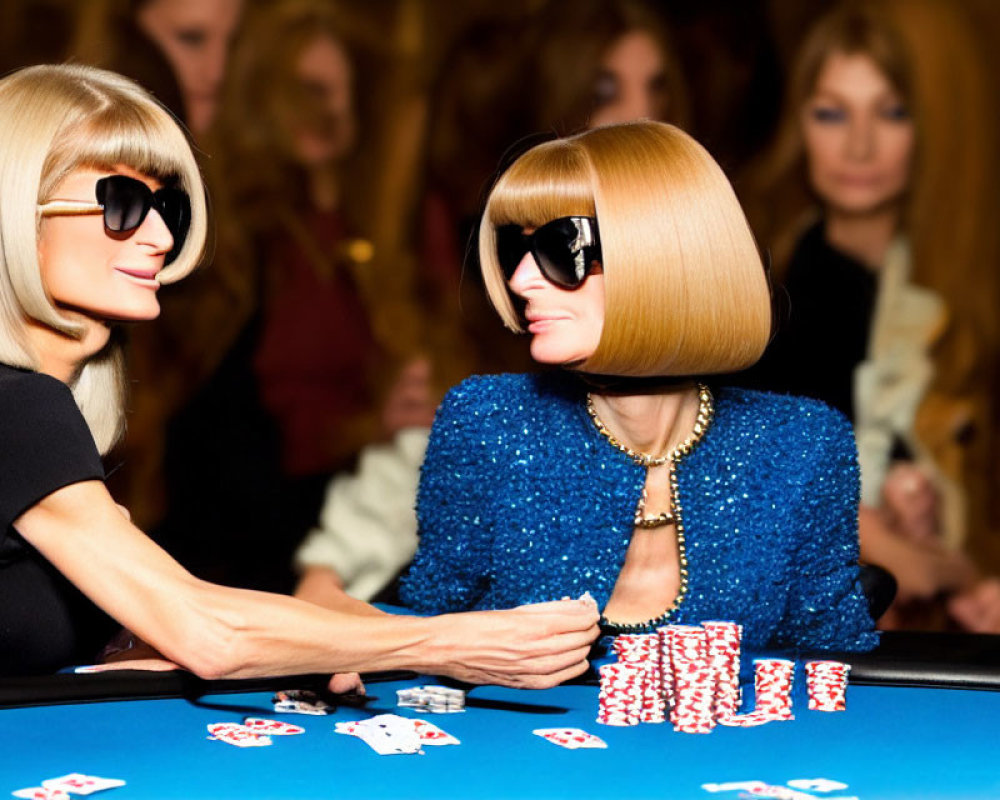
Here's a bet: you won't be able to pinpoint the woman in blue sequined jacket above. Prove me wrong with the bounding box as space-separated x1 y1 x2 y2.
400 120 878 653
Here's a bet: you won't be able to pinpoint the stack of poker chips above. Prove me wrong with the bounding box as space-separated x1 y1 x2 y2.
719 658 796 726
597 621 743 734
396 685 466 714
596 662 643 726
804 660 850 711
597 622 850 734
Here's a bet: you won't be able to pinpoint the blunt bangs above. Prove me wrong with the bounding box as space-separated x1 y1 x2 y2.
481 140 597 330
486 140 596 228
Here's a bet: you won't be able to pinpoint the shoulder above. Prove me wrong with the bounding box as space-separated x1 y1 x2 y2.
714 386 854 457
0 365 82 423
439 371 581 423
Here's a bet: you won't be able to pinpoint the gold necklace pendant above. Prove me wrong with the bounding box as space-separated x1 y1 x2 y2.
633 487 676 528
588 383 714 633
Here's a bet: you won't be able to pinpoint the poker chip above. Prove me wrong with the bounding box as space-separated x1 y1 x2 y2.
804 660 850 712
751 659 795 721
598 619 824 734
396 685 466 714
597 662 642 726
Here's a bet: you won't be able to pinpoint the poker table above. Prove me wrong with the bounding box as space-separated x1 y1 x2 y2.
2 632 1000 800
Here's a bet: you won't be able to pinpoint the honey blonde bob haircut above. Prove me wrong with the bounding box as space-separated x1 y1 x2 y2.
480 120 771 377
0 64 208 453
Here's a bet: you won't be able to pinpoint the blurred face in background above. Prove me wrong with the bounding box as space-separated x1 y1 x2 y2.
802 51 915 218
282 34 356 170
137 0 244 136
589 30 669 128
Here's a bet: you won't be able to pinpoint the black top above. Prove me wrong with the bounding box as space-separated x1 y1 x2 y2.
736 221 878 421
0 364 113 675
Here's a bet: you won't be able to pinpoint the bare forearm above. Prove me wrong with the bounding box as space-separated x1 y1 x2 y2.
178 581 441 679
18 481 598 687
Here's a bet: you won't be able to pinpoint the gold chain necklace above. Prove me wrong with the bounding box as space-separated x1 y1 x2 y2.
585 383 714 468
585 383 714 633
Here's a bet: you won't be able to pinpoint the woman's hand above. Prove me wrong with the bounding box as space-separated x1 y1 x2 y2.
328 673 365 694
858 505 974 603
948 578 1000 633
427 597 600 689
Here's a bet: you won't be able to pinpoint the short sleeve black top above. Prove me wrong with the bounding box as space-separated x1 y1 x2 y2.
0 364 114 675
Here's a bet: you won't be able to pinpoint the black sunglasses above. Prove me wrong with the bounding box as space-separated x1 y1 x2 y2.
496 216 602 289
40 174 191 263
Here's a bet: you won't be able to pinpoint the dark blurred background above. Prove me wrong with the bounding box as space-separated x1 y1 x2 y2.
5 0 1000 631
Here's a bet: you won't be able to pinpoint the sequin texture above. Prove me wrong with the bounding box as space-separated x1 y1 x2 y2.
400 372 879 653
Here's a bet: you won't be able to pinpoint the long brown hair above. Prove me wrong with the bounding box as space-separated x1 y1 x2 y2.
745 0 999 399
527 0 691 137
744 0 1000 546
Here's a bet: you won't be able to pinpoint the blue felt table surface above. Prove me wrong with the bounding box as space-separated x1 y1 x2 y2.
1 678 998 800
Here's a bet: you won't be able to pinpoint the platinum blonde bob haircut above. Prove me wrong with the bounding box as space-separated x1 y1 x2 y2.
480 120 771 377
0 64 208 453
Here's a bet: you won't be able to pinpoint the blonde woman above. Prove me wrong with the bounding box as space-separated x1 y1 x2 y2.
738 0 1000 629
400 120 878 653
0 64 598 679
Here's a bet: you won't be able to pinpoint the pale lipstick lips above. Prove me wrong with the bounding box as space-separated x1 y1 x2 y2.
115 267 160 284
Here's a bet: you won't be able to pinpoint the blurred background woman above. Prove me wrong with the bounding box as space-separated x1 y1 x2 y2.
738 0 1000 629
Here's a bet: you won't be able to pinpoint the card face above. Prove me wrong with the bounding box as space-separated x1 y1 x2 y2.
242 718 305 736
532 728 608 750
12 788 72 800
786 779 849 793
207 722 273 748
411 719 460 746
334 714 430 755
40 774 126 795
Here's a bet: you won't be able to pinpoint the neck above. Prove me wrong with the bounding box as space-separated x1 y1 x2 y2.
308 166 340 212
589 380 700 457
24 315 112 384
824 206 900 269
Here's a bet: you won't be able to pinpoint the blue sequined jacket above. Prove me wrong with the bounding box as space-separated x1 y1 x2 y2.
400 373 879 652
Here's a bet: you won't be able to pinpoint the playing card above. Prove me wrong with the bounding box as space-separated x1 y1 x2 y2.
335 714 422 755
40 774 126 795
532 728 607 749
786 779 849 793
272 690 333 716
702 782 769 793
242 717 305 736
207 722 273 748
12 788 71 800
411 718 460 746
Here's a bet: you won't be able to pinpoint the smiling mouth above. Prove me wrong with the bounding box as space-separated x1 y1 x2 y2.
115 267 160 285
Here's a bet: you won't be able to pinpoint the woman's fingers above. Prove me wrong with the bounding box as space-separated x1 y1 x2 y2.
433 600 599 689
328 672 366 694
76 658 181 673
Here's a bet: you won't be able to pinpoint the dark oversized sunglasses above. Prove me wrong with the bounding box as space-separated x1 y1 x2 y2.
496 215 602 289
39 175 191 263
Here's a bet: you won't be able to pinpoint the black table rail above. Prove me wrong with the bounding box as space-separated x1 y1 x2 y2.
3 631 1000 709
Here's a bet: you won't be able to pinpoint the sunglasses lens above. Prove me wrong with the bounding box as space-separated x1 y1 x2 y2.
534 217 599 288
155 188 191 261
496 225 529 279
96 176 192 264
97 176 150 232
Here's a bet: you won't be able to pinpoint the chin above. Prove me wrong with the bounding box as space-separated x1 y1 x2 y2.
102 303 162 322
529 340 591 366
820 187 904 218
